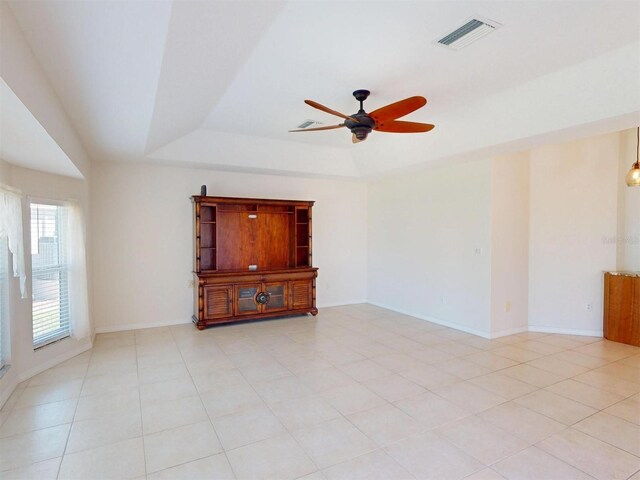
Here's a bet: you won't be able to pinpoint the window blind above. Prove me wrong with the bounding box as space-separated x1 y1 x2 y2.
0 236 8 368
31 203 70 348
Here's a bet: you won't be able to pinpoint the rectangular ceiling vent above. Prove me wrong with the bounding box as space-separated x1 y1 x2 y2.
436 16 501 51
297 119 323 129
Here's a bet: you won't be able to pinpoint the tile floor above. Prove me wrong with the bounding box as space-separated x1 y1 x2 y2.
1 303 639 479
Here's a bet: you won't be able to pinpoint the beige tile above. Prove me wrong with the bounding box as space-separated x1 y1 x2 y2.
270 395 341 431
200 382 265 419
292 417 376 469
140 376 199 406
434 357 493 380
80 371 138 397
14 379 83 409
430 381 507 413
385 431 484 480
499 364 565 388
434 341 482 357
546 379 625 409
297 367 354 392
437 415 529 465
28 363 87 387
213 404 286 450
491 346 542 363
594 362 640 383
347 403 424 447
394 391 472 429
138 361 190 385
0 398 76 438
339 359 392 382
399 364 460 389
573 341 638 362
0 423 69 471
620 353 640 369
538 428 640 480
551 350 612 369
142 395 208 434
372 352 425 372
465 352 519 371
58 437 145 480
573 370 640 397
514 389 597 425
0 457 61 480
191 368 248 394
408 348 457 365
363 374 427 402
492 446 594 480
74 387 140 421
479 401 565 444
322 449 413 480
573 411 640 456
511 340 564 355
321 382 386 415
253 374 313 406
527 356 590 378
464 468 507 480
604 394 640 425
66 407 142 454
147 453 235 480
469 372 538 400
226 432 316 480
238 360 291 384
144 420 222 473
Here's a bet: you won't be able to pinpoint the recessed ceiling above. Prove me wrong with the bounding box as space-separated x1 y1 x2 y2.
5 0 640 178
0 78 82 178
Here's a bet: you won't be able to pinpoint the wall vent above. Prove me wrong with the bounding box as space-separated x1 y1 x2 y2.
436 17 501 51
297 119 323 129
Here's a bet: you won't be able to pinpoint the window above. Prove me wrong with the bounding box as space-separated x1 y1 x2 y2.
0 236 8 370
31 203 69 348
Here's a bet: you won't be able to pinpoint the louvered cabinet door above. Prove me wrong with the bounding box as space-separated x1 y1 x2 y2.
203 285 233 320
290 280 312 310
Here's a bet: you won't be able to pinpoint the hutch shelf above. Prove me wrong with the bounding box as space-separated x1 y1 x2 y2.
192 195 318 329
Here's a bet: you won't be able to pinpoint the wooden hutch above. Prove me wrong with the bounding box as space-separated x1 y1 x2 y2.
192 195 318 329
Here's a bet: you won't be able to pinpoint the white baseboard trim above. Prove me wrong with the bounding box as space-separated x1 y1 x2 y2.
366 301 493 339
318 300 368 308
528 326 603 337
0 374 19 410
17 343 94 384
95 318 192 334
490 326 529 339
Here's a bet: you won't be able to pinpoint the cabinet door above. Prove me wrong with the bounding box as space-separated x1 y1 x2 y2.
263 282 288 313
290 280 312 310
204 285 233 320
235 283 261 316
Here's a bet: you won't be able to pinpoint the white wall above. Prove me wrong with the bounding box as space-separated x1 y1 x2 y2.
617 128 640 271
90 161 368 332
490 153 530 336
528 133 620 335
367 160 493 337
0 163 92 408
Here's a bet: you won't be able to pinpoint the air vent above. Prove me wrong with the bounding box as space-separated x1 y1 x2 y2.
297 119 323 129
436 17 501 51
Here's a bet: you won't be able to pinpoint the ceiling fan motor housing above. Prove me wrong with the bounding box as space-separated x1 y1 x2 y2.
345 114 375 139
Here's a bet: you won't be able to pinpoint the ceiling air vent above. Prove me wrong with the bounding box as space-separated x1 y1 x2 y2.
436 17 501 51
297 119 323 129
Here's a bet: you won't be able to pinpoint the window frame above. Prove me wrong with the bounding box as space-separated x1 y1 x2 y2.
30 200 70 349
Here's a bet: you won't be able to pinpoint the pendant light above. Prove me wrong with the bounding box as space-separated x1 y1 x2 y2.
626 127 640 187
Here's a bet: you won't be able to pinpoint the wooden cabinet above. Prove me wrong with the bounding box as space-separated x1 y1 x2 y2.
604 272 640 347
192 196 318 329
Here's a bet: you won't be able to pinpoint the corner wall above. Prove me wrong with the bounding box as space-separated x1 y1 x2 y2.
90 161 368 333
367 160 493 337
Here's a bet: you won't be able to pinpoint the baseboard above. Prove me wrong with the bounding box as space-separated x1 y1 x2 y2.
95 318 192 334
490 326 529 339
366 301 493 339
317 300 368 308
0 372 19 410
17 342 94 383
528 326 603 337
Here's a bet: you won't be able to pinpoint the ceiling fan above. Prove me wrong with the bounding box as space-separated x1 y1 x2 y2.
290 89 434 143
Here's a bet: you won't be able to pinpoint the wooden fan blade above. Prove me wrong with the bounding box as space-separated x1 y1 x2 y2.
375 120 435 133
289 124 345 132
369 96 427 123
305 100 359 122
352 134 364 144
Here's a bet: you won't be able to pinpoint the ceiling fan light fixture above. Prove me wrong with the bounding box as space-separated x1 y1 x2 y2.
626 127 640 187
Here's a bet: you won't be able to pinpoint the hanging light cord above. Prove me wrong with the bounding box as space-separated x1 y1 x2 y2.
636 127 639 167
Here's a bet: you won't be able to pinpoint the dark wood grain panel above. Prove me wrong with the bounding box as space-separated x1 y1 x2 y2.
604 273 640 346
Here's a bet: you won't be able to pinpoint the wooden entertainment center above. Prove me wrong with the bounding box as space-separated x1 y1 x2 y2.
192 195 318 329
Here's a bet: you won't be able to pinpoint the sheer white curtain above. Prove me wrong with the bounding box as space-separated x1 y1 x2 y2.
0 184 26 298
66 199 90 340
